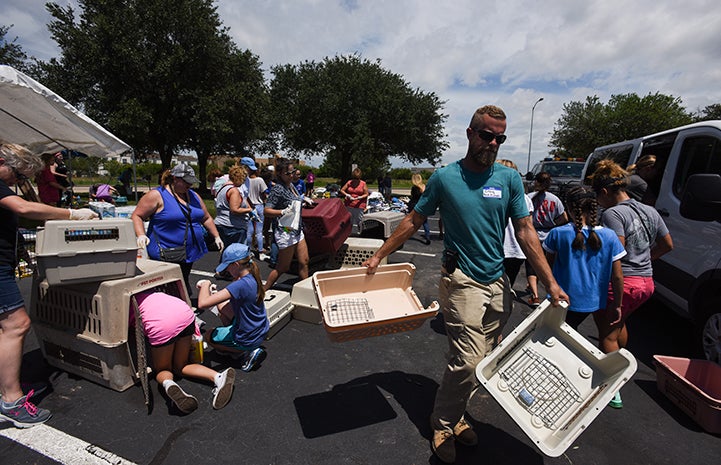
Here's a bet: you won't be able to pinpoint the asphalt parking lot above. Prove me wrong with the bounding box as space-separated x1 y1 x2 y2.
3 214 721 464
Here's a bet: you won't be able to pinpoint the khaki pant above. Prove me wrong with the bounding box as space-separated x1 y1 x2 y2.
431 267 513 432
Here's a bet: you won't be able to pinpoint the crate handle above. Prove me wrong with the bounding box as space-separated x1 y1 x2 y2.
425 301 440 312
56 251 78 258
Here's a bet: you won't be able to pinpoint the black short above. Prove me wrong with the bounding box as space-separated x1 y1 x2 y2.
152 321 195 348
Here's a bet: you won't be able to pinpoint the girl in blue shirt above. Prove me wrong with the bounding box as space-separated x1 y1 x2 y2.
197 243 269 372
542 186 626 331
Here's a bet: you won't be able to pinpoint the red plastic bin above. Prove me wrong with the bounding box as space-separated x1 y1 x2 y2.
653 355 721 434
302 198 351 255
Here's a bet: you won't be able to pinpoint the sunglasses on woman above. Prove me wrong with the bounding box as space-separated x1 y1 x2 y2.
11 166 28 181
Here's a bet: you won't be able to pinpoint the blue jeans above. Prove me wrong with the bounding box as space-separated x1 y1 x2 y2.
245 205 264 251
216 224 247 247
421 219 430 240
0 265 25 315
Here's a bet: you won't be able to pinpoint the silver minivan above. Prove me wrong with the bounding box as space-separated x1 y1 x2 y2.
583 121 721 363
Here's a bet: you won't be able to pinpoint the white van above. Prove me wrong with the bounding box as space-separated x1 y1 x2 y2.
583 121 721 363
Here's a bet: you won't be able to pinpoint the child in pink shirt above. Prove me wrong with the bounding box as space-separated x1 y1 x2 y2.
133 292 235 413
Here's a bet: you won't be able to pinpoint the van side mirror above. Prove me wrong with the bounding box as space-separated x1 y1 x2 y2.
680 174 721 222
526 172 534 181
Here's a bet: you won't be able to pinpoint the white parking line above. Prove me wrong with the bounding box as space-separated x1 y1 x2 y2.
0 423 136 465
190 269 216 277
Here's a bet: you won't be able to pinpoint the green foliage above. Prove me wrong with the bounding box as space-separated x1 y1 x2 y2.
68 156 103 177
389 168 413 180
694 104 721 121
135 162 163 185
550 92 693 159
269 55 448 178
40 0 269 187
101 159 123 178
0 25 29 70
223 159 237 171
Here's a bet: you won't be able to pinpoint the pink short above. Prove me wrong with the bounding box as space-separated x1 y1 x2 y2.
606 276 655 319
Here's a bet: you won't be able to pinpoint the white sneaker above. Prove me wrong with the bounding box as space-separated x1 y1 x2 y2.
165 381 198 414
212 368 236 410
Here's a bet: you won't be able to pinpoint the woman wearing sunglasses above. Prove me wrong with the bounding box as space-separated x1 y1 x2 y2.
263 159 309 291
0 143 97 428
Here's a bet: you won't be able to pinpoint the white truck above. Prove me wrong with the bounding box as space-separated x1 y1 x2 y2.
583 121 721 363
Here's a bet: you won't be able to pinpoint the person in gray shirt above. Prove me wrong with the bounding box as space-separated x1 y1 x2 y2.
589 159 673 408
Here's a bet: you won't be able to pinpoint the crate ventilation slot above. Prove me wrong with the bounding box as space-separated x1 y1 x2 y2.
64 227 120 242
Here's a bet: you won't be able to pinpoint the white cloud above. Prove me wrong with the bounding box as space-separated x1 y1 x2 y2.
4 0 720 169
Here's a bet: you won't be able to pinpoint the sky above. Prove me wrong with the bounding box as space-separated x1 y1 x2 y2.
4 0 721 171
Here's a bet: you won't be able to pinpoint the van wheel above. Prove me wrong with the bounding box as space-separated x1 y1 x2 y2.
701 311 721 364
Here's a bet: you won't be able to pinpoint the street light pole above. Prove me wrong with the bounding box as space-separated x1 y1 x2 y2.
526 97 544 174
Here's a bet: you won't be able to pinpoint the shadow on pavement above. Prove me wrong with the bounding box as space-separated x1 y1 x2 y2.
634 378 705 434
294 371 436 439
454 419 545 465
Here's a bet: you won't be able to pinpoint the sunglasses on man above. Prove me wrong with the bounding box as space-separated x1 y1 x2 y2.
473 128 507 145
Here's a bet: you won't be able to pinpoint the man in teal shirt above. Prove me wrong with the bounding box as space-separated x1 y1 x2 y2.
364 105 568 463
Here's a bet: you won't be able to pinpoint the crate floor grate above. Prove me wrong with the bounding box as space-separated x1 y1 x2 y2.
326 298 374 325
500 347 583 430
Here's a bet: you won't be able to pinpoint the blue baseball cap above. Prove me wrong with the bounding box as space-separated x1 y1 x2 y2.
240 157 258 171
216 243 252 273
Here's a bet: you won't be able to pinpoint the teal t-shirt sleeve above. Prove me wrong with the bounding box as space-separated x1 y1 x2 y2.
415 170 441 217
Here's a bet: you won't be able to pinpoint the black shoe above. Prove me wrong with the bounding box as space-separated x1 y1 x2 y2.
423 238 431 245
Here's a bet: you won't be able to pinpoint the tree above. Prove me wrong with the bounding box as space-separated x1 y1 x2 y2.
694 104 721 121
550 92 693 159
41 0 269 185
187 47 270 191
0 24 29 71
269 55 448 178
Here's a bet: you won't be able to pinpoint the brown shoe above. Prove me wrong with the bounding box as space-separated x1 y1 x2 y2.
453 418 478 446
527 296 540 308
431 429 456 463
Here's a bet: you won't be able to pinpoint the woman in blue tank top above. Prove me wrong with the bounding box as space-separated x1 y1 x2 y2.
132 163 223 295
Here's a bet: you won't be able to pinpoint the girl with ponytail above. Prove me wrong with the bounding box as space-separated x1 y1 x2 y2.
197 243 269 372
541 186 626 332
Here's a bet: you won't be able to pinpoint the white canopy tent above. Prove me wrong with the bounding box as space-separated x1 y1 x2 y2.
0 65 136 197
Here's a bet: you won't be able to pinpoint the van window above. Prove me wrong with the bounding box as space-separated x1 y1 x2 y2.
673 136 721 198
585 144 635 181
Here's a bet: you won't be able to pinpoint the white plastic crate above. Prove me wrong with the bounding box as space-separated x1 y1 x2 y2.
360 211 405 238
31 259 188 347
328 237 386 269
475 300 637 457
290 276 323 324
32 324 139 392
35 219 138 285
30 259 188 391
313 263 439 342
265 289 293 339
